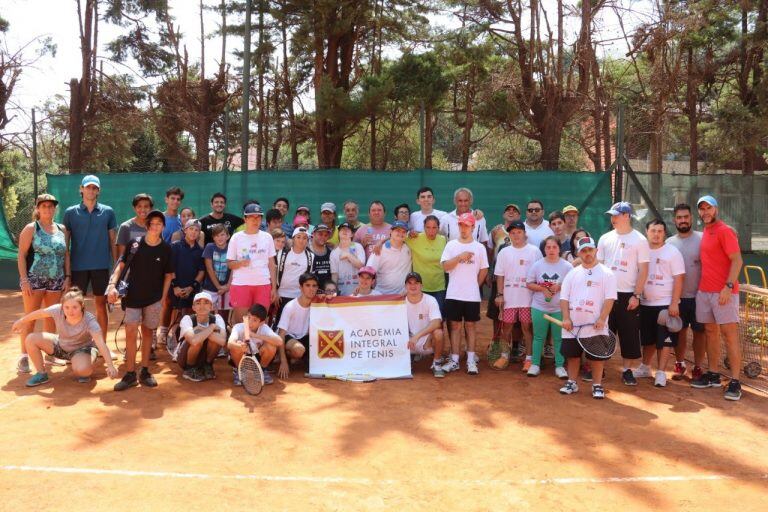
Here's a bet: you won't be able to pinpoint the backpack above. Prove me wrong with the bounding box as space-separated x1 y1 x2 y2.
276 247 313 284
167 313 220 362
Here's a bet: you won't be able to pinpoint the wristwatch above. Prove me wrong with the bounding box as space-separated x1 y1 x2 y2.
725 282 734 289
633 293 642 300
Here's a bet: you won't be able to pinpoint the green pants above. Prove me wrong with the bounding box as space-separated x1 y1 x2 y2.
531 307 564 367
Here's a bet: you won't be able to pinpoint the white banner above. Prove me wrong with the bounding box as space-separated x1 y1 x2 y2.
309 295 412 379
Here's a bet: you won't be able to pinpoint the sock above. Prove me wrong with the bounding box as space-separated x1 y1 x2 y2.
451 354 459 363
525 355 532 361
467 351 476 363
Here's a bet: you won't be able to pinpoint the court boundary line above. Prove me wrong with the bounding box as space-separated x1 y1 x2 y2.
2 464 766 486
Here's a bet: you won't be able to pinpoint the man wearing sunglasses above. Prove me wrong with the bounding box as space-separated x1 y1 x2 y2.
524 200 554 248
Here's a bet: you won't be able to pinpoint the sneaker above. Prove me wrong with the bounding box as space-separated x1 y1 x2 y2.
114 372 138 391
466 359 479 375
202 363 216 381
17 354 31 374
581 369 593 382
522 359 532 372
555 366 568 379
724 380 742 401
543 345 555 359
622 369 638 386
182 367 205 382
139 368 157 388
77 376 91 384
592 384 606 399
264 371 274 385
691 366 703 380
431 362 445 378
25 372 49 387
232 368 242 386
441 359 460 373
632 364 652 378
672 361 686 381
654 371 667 388
217 347 227 358
559 380 579 395
691 371 721 389
527 364 541 377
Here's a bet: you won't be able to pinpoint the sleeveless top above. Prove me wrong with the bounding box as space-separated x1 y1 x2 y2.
29 222 66 279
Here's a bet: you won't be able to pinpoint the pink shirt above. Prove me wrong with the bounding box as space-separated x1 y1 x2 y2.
353 222 392 259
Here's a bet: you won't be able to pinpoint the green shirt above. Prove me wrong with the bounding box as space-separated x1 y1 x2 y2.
407 232 447 292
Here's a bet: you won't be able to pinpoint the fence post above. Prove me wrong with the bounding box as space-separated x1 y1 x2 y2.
32 108 39 198
613 104 625 202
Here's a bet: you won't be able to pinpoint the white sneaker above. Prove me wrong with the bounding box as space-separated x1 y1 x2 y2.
527 364 541 377
632 364 652 378
466 359 479 375
441 359 460 373
559 380 579 395
555 366 568 379
654 370 667 387
17 354 31 374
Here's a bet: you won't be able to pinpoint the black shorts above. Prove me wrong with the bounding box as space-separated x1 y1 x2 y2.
71 269 110 296
445 299 481 322
608 292 642 360
425 290 446 320
560 337 610 362
640 305 678 349
679 298 704 332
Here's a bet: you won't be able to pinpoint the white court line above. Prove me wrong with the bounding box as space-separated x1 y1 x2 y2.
1 465 766 487
0 396 27 411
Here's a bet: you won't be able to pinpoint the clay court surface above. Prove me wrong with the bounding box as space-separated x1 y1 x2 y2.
0 291 766 511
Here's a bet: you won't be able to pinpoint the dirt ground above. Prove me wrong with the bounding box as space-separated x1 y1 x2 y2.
0 290 766 511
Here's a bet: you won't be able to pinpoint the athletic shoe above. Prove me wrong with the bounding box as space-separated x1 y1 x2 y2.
466 359 479 375
691 366 703 380
592 384 605 399
622 369 638 386
17 354 31 374
654 371 667 388
691 371 721 389
264 371 274 385
114 372 138 391
149 348 158 361
139 368 157 388
441 359 460 373
672 361 686 380
183 367 205 382
555 367 568 379
25 372 49 387
559 380 579 395
724 380 742 401
543 345 555 359
232 368 242 386
527 364 541 377
217 347 227 358
581 368 593 382
431 362 445 378
632 364 652 378
203 363 216 381
522 359 532 372
77 376 91 384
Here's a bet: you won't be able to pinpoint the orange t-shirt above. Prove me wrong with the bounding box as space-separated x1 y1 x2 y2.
699 220 740 293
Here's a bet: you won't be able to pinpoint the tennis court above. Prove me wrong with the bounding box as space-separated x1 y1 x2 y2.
0 290 766 511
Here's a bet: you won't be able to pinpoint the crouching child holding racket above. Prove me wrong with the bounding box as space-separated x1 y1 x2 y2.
228 303 283 387
555 237 617 399
176 291 228 382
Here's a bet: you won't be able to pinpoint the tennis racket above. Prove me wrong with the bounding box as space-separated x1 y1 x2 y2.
543 314 617 359
112 314 142 356
305 373 377 382
238 354 264 395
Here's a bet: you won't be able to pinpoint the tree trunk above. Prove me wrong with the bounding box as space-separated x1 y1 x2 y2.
602 108 611 170
281 20 298 169
370 115 377 169
256 0 265 170
68 0 96 174
424 106 434 170
539 121 564 171
687 47 699 175
68 78 84 173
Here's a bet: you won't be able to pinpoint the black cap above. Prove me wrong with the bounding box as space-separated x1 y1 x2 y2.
146 210 166 226
338 222 353 231
405 271 422 284
314 223 332 232
506 220 525 232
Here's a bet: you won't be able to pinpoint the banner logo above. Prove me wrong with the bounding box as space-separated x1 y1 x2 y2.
318 330 344 358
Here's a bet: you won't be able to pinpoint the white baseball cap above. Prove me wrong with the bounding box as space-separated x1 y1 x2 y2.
193 291 214 303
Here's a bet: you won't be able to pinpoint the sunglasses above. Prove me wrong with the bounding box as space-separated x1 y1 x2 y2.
527 208 542 213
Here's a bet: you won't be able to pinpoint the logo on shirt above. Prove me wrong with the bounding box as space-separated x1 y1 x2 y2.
587 280 592 287
317 330 344 358
419 314 424 320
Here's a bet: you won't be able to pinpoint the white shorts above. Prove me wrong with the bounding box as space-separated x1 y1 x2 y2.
410 334 434 356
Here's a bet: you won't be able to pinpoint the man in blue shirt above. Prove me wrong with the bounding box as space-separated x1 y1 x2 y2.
63 175 117 336
162 187 184 243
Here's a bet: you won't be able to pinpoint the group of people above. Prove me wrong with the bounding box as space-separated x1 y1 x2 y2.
11 175 746 401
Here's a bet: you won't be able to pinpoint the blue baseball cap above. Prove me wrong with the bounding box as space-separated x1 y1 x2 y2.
81 175 100 188
697 195 718 208
606 201 633 216
243 203 263 216
391 220 409 231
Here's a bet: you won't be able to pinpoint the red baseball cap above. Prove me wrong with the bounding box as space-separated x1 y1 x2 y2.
457 212 476 226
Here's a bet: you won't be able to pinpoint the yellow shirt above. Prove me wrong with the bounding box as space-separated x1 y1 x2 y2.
406 233 447 292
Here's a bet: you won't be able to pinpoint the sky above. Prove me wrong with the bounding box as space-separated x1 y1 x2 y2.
1 0 653 142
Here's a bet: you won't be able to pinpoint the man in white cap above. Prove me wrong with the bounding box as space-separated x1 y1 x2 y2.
691 195 744 401
597 201 649 386
176 291 227 382
404 272 445 378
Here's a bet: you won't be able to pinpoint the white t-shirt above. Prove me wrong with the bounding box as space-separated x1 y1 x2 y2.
597 229 650 292
366 243 412 295
179 313 227 339
231 321 278 351
642 244 686 306
226 230 276 286
440 239 489 302
351 289 382 297
406 293 442 341
278 248 314 298
409 209 447 232
277 298 311 338
494 244 542 308
526 257 574 313
440 210 489 243
524 220 554 248
330 242 365 296
560 263 617 339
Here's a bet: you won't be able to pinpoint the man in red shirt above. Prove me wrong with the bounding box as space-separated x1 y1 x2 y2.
692 195 743 400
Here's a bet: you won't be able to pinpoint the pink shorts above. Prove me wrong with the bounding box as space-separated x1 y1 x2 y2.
502 307 532 324
229 284 271 309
